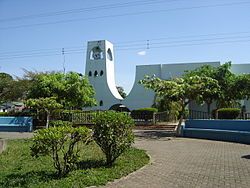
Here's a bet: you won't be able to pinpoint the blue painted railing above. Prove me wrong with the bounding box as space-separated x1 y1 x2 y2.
182 119 250 144
0 117 33 132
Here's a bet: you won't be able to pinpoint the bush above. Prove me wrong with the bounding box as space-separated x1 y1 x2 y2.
0 112 8 116
93 111 134 166
0 110 35 117
49 120 72 127
133 107 158 112
30 125 92 177
217 108 240 119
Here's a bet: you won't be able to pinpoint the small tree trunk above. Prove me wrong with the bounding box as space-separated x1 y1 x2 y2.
176 102 187 136
46 111 50 129
207 102 211 119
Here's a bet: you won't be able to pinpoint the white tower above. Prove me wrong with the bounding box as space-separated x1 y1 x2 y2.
85 40 123 110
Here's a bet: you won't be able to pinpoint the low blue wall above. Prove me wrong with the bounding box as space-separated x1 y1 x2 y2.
183 119 250 144
0 117 33 132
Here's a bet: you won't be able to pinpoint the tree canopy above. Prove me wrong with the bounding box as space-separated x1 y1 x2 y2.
140 74 219 134
28 72 96 109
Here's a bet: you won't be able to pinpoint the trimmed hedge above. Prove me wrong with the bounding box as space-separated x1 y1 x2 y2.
217 108 240 119
133 108 158 113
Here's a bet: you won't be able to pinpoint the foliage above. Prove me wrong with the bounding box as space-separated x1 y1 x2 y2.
116 86 127 98
217 108 241 119
93 111 134 166
140 75 219 134
0 110 35 117
0 71 35 103
184 65 221 116
0 73 13 103
134 107 158 112
233 74 250 100
30 125 92 177
26 97 63 128
0 112 8 116
0 140 149 188
49 120 72 127
131 107 158 122
27 72 96 109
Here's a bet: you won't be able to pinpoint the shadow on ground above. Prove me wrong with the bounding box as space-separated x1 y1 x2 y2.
0 170 56 188
134 130 176 140
77 159 106 169
0 159 107 188
241 154 250 159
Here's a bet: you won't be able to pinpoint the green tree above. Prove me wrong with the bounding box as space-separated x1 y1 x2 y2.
185 62 238 108
140 75 219 135
28 72 96 109
184 69 221 117
116 86 127 98
0 73 13 103
26 97 63 128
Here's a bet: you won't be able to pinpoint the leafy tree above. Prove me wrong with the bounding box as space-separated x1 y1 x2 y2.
31 125 92 177
93 111 134 166
185 62 239 108
0 73 13 103
234 74 250 100
28 72 96 109
140 75 219 134
183 71 221 118
26 97 63 128
116 86 127 98
213 62 237 107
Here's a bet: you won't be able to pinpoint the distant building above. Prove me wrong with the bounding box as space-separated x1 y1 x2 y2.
0 102 24 112
84 40 250 112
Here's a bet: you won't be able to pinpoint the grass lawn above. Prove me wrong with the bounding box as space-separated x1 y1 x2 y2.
0 139 149 188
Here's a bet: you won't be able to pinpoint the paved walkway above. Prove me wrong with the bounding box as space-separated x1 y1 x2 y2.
0 132 33 139
1 131 250 187
104 130 250 188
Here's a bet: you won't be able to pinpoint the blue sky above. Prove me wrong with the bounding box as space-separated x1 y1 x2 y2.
0 0 250 93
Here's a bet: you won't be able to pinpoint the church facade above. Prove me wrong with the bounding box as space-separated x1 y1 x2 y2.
85 40 250 112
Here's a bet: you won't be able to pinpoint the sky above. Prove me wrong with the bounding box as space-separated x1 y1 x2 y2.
0 0 250 94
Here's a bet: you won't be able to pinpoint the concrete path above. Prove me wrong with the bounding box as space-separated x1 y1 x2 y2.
104 130 250 188
0 132 33 139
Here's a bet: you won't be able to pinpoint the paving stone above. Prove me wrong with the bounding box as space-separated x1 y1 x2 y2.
103 130 250 188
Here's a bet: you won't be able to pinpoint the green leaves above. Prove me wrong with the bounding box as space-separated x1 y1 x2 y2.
31 125 92 177
27 72 96 109
93 111 134 166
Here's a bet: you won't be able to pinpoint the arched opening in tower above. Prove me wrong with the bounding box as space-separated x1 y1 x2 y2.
109 104 130 112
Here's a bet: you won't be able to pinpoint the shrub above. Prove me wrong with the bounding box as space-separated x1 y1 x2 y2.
49 120 72 127
93 111 134 166
217 108 240 119
30 125 92 177
0 112 8 116
0 111 35 117
134 107 158 112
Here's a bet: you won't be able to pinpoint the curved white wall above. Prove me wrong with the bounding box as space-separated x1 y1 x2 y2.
85 40 250 112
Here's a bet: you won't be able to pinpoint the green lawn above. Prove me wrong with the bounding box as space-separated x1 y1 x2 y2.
0 139 149 188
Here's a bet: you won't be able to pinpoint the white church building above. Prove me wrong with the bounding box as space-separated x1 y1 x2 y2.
85 40 250 112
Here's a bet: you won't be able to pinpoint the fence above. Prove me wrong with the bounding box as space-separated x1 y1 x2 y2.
58 111 177 125
188 110 250 120
188 110 210 119
59 111 97 125
131 111 177 125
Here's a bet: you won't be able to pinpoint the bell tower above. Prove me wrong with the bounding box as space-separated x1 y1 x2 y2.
85 40 123 110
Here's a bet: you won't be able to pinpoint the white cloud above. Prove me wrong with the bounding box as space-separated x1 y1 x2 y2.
137 51 146 56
